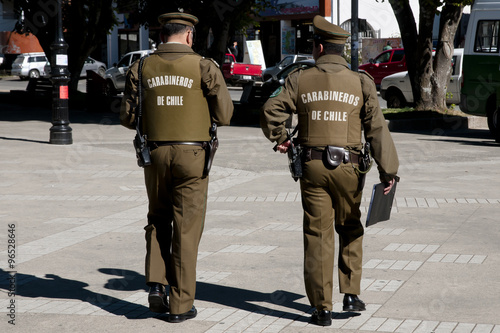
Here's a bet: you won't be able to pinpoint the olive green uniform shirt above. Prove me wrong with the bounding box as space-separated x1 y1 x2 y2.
261 54 399 182
120 43 233 136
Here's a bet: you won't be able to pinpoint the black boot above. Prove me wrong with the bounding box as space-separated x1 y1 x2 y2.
148 283 169 313
167 306 197 323
343 294 366 311
310 309 332 326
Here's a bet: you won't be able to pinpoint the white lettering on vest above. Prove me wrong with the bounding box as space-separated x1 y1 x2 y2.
157 96 184 106
311 110 323 120
300 90 361 106
311 110 347 122
147 76 194 89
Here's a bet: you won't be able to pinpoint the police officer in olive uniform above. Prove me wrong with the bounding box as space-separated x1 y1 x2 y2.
120 12 233 323
260 16 399 327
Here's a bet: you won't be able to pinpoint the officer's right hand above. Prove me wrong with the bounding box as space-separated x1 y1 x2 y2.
383 179 395 195
277 140 291 153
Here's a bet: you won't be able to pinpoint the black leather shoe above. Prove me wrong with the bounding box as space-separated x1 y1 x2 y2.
310 309 332 326
148 283 169 313
167 306 197 323
343 294 366 311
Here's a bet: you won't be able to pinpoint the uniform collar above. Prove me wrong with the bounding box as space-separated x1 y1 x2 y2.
316 54 350 69
156 43 194 54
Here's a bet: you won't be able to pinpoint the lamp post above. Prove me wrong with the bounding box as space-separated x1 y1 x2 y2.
351 0 359 72
49 0 72 145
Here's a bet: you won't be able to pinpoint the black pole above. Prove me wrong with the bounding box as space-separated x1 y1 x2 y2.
351 0 359 72
49 0 72 145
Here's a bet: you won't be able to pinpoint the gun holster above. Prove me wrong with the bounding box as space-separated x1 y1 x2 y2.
288 139 302 182
203 123 218 177
356 142 373 191
133 133 151 167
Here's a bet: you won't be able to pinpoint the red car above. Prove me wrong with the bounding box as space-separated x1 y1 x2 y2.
359 48 406 86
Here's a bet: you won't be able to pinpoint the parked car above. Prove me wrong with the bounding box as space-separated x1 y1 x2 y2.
262 54 313 81
358 48 406 86
43 57 107 78
380 48 463 108
104 49 152 95
250 59 315 104
222 53 262 86
11 52 48 80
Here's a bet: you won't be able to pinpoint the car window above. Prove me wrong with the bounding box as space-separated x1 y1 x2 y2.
474 20 500 53
117 54 131 67
278 63 313 79
391 50 404 62
280 56 293 67
131 53 142 64
225 54 235 63
451 55 457 75
13 57 25 64
375 51 391 63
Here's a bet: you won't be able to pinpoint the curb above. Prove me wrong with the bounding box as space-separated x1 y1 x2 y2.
386 115 488 131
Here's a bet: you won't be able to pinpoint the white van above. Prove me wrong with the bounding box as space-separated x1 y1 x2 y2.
11 52 48 80
460 0 500 142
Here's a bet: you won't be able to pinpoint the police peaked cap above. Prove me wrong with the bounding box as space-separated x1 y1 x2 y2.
311 15 350 44
158 12 199 27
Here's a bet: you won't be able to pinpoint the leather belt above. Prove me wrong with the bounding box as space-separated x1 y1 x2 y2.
304 147 360 164
148 141 205 151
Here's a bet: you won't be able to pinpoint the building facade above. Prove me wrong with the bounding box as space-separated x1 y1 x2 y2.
258 0 421 67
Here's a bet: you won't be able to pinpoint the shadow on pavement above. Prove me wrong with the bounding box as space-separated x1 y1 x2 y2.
0 266 363 323
0 268 154 319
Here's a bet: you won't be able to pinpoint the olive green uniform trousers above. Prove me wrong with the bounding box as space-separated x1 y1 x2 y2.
143 144 208 315
300 158 364 311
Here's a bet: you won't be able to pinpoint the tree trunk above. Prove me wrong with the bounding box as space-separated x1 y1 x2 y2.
388 0 418 98
387 0 466 112
431 3 464 111
209 20 231 68
413 0 439 111
66 1 115 93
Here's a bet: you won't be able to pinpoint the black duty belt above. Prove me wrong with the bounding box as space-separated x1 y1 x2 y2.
304 147 361 164
148 141 206 151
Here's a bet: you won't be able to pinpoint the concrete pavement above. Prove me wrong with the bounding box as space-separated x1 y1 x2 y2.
0 101 499 333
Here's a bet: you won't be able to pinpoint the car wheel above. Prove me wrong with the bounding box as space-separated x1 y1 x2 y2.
29 69 40 79
105 80 117 96
386 89 406 108
97 67 106 77
486 102 500 143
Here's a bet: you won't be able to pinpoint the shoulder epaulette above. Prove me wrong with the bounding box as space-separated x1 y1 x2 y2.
288 66 309 76
202 57 220 68
359 70 374 81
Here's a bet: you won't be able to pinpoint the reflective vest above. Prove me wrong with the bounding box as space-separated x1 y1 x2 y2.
296 66 364 147
141 54 211 141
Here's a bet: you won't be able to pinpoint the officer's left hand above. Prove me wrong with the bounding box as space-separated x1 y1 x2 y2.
277 140 291 153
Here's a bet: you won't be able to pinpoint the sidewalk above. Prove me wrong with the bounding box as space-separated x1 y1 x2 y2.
0 103 499 333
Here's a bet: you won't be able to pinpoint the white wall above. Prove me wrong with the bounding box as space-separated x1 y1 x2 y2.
327 1 471 38
327 0 420 38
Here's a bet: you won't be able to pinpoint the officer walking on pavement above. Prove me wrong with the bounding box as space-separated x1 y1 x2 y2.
120 12 233 323
260 15 399 326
